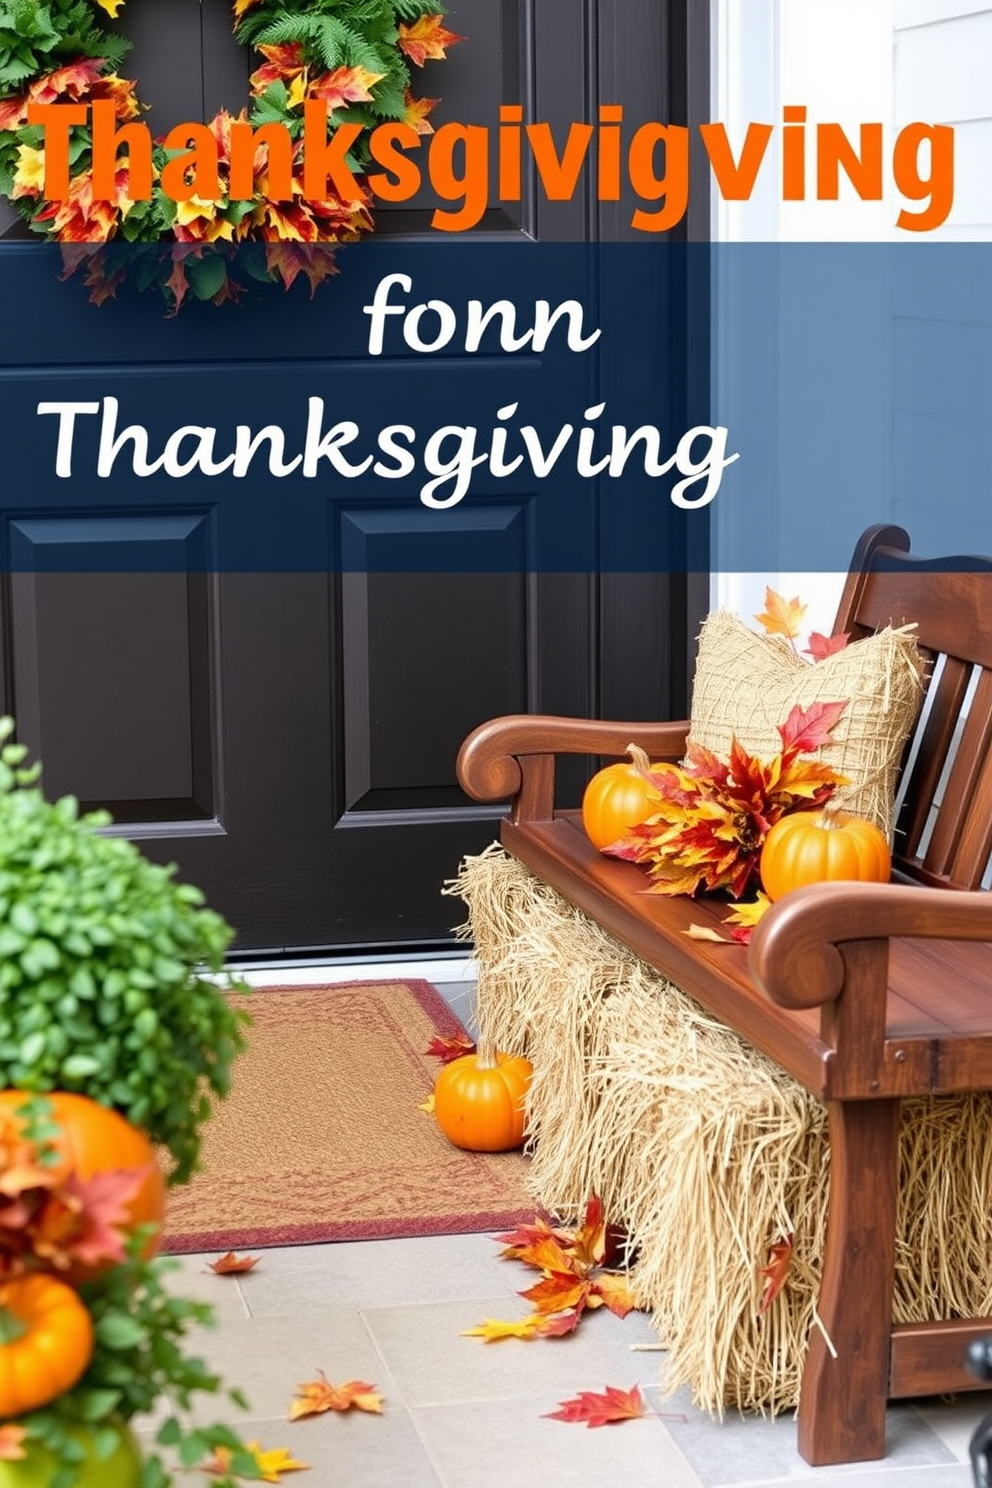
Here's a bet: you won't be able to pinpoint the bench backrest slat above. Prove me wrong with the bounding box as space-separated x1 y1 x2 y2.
834 525 992 890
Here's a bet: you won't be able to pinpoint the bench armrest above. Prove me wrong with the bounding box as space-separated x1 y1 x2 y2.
750 882 992 1095
456 715 691 823
750 881 992 1011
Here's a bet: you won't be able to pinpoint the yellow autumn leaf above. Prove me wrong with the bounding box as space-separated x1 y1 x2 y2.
233 0 263 19
461 1314 549 1342
93 0 127 16
11 145 45 199
418 1092 435 1114
754 588 807 642
204 1441 308 1483
725 893 772 929
286 72 308 110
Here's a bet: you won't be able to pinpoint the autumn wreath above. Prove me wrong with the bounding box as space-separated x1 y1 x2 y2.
0 0 462 311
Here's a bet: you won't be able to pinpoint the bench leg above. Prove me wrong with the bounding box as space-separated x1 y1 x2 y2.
797 1096 900 1467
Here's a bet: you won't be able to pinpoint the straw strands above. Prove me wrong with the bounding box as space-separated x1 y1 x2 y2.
447 844 992 1414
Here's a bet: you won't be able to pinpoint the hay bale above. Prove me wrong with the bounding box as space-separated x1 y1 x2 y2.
449 845 992 1416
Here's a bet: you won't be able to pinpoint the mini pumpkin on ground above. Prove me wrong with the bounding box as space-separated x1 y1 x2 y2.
434 1044 533 1152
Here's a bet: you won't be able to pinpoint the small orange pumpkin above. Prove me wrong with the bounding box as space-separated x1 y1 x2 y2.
582 744 662 850
434 1046 533 1152
0 1273 94 1415
759 807 891 902
0 1092 166 1282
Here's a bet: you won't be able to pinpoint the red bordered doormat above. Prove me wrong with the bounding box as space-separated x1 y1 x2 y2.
161 980 535 1253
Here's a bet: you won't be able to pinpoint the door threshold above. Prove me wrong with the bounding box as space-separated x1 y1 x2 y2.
217 955 478 987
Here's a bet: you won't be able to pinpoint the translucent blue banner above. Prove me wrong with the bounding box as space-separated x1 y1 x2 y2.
0 240 988 571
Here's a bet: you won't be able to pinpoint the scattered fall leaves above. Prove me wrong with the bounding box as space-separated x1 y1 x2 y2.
755 587 851 662
685 892 772 946
417 1093 436 1115
208 1251 260 1275
464 1197 637 1342
759 1235 794 1315
544 1384 646 1428
202 1441 308 1483
289 1373 384 1420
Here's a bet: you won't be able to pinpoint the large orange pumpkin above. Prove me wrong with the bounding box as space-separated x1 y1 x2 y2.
759 808 891 902
582 744 662 850
0 1092 166 1281
434 1048 533 1152
0 1273 93 1415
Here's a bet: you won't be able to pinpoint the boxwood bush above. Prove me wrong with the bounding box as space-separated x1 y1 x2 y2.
0 719 248 1184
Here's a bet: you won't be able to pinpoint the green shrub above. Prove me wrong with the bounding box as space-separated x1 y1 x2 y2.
0 719 248 1184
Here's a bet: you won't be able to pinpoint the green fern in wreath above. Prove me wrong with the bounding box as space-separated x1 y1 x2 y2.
0 0 464 311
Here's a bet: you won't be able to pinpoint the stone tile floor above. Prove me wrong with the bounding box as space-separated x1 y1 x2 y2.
148 962 989 1488
140 1235 989 1488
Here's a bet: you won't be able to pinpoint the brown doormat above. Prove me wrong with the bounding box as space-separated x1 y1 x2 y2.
162 980 536 1253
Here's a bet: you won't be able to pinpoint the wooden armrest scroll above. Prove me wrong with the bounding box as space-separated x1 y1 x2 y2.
751 882 992 1011
456 715 691 822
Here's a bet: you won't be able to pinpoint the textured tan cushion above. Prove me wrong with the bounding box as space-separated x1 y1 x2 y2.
687 612 924 838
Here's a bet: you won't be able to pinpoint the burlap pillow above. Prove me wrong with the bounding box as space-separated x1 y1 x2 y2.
686 612 924 838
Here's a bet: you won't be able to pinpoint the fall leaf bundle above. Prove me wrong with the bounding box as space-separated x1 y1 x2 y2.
607 700 848 899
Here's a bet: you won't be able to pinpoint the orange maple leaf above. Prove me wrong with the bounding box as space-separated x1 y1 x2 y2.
589 1271 636 1319
566 1194 607 1272
249 43 307 95
0 1424 26 1462
308 65 384 111
544 1384 646 1428
288 1372 383 1419
504 1231 577 1277
759 1235 794 1314
402 89 439 135
208 1251 260 1275
492 1215 564 1257
28 1168 147 1272
519 1271 592 1317
754 588 807 642
397 15 466 66
805 631 850 661
426 1033 476 1063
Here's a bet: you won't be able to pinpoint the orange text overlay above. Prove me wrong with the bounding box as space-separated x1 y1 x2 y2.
27 102 955 233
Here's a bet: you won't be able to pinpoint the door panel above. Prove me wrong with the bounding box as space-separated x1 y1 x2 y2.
0 0 708 954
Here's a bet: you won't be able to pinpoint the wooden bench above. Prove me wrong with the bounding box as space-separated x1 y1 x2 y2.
456 523 992 1468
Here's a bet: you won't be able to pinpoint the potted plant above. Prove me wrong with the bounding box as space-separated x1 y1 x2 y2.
0 1096 266 1488
0 717 248 1185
